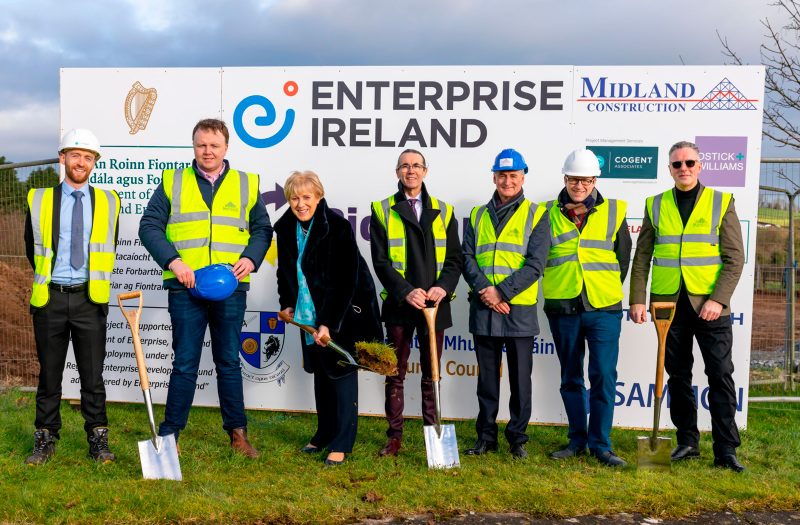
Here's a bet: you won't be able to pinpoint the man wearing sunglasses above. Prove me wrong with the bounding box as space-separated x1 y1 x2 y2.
542 149 631 467
370 149 463 458
630 141 745 472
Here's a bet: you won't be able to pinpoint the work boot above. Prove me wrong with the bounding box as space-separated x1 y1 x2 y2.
88 427 116 463
25 429 56 465
229 428 260 458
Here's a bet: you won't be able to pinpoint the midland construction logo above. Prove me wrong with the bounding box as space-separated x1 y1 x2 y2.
696 136 748 187
577 76 758 113
233 81 298 148
124 81 158 134
587 146 658 179
239 311 290 384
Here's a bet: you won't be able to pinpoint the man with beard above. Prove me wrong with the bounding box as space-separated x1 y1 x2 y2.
24 128 121 465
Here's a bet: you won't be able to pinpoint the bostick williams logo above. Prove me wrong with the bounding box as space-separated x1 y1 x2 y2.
124 81 158 134
233 81 298 148
240 311 290 385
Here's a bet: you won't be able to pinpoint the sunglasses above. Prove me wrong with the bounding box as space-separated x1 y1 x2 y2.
670 160 698 169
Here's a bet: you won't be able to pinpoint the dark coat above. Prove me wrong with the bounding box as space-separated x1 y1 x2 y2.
369 182 462 332
275 198 383 378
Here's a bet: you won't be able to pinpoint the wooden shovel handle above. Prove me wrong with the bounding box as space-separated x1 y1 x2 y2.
650 302 676 397
423 306 440 382
277 310 331 345
117 291 149 390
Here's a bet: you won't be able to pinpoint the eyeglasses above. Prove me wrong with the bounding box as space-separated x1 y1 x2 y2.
397 163 426 172
565 176 596 186
670 160 698 169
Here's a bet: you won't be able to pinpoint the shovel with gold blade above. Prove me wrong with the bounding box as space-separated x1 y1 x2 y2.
637 301 676 470
422 303 460 469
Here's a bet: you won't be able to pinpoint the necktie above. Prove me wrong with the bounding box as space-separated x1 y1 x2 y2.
71 192 84 270
408 198 418 219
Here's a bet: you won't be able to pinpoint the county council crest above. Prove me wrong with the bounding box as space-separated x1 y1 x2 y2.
239 311 290 385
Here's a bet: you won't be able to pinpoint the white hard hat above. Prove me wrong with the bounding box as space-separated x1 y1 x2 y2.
562 148 600 178
59 128 101 159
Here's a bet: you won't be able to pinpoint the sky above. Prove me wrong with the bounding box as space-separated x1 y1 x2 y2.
0 0 792 162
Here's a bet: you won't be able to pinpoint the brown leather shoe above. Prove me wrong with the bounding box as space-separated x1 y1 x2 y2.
229 428 260 459
379 437 401 457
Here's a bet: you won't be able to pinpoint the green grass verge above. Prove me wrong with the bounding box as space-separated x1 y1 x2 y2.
1 389 799 524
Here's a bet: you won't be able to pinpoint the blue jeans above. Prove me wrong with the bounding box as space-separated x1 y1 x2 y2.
547 310 622 453
159 290 247 439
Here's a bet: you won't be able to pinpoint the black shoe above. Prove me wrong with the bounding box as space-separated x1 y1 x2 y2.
671 445 700 461
464 439 498 456
25 429 56 465
88 427 116 463
510 443 528 459
591 449 627 467
714 454 746 473
300 444 320 453
324 453 345 467
549 444 586 460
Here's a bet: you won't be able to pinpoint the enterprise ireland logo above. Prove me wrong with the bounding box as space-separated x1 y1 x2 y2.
233 81 298 148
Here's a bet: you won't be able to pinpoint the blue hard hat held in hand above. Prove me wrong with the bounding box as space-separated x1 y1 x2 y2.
189 264 238 301
491 148 528 173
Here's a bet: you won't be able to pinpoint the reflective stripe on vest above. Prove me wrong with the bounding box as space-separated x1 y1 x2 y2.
28 187 120 307
542 198 626 308
371 194 453 300
646 187 731 295
163 167 259 281
470 199 546 305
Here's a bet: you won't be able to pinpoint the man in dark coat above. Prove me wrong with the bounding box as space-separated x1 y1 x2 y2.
370 149 463 457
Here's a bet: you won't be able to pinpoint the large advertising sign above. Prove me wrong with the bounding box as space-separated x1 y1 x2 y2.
60 66 764 430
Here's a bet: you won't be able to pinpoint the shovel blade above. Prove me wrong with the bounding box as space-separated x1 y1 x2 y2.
636 435 672 470
138 433 182 481
424 424 460 469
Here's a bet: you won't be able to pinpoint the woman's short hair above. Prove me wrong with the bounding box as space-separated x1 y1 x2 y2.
283 170 325 200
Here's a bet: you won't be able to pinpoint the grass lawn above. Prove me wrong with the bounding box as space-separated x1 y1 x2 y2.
1 388 799 524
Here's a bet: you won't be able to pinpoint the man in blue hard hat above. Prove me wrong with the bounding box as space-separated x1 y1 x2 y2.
139 118 272 457
461 148 550 459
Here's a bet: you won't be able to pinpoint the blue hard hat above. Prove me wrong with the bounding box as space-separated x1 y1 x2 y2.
189 264 238 301
491 148 528 174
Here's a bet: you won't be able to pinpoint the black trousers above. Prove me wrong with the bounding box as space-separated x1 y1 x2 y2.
309 369 358 453
32 288 109 438
665 291 740 457
473 335 535 446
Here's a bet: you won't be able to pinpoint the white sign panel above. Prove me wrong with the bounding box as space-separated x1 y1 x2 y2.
60 65 764 430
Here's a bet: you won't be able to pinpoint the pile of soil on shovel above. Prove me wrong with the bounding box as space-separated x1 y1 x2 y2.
359 510 800 524
356 340 398 376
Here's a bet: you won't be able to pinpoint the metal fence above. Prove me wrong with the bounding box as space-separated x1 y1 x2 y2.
1 158 799 389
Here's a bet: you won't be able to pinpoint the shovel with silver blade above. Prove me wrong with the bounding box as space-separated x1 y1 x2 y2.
422 304 460 469
117 291 182 481
637 301 676 470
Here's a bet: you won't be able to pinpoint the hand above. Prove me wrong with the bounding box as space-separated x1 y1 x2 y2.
314 325 330 347
405 288 427 310
629 303 647 324
478 286 503 308
280 307 294 320
426 286 447 306
169 259 195 288
491 301 511 315
232 258 255 281
699 299 723 321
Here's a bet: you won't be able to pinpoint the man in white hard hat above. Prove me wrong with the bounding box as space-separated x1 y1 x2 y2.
630 140 746 472
461 148 550 459
139 118 272 458
23 128 121 465
542 148 631 467
370 149 462 458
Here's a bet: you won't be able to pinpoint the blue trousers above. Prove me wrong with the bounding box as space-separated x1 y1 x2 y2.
159 290 248 439
547 310 622 453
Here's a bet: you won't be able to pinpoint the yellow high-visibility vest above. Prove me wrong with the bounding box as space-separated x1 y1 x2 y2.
542 199 626 308
162 167 259 281
371 194 453 300
469 199 546 305
646 187 732 295
28 186 120 307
